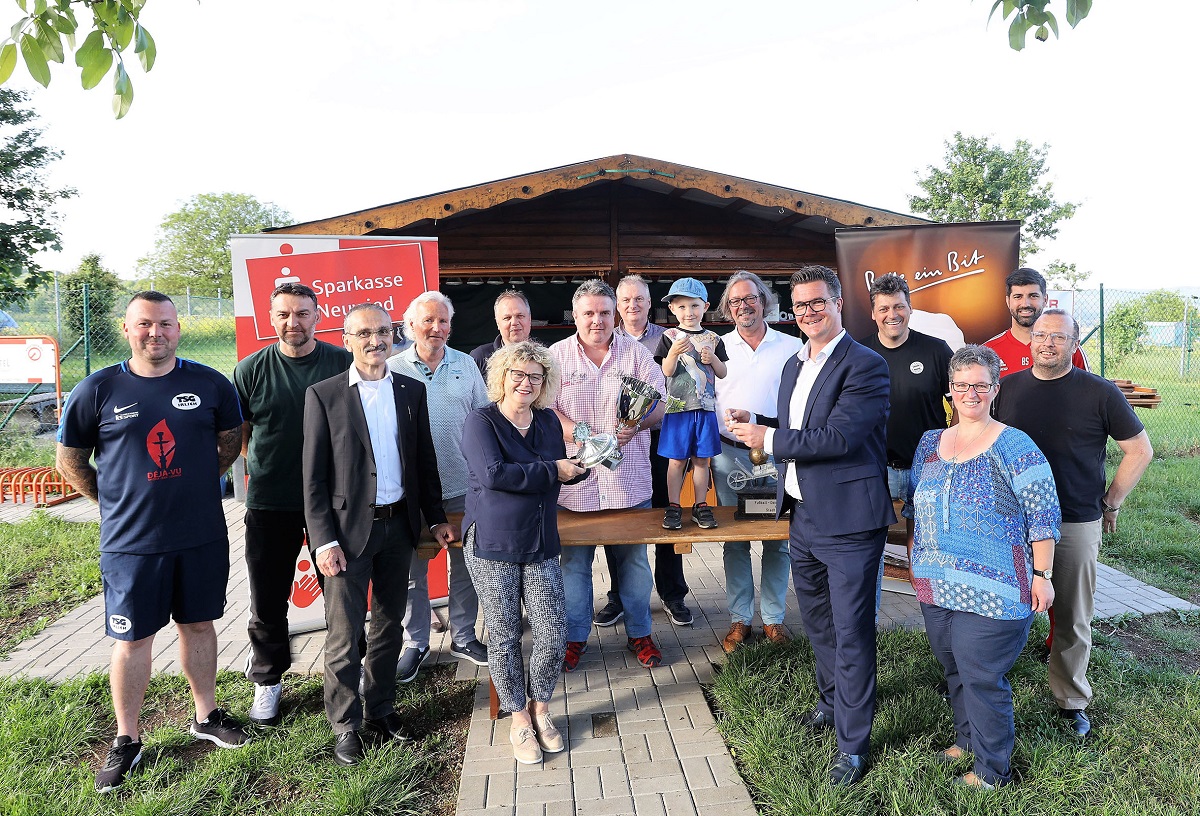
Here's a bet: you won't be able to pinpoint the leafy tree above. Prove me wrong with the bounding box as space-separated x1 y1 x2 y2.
1135 290 1186 323
989 1 1094 51
909 132 1079 264
0 0 154 119
139 193 291 297
1045 259 1090 291
61 252 122 347
1105 301 1145 364
0 88 75 309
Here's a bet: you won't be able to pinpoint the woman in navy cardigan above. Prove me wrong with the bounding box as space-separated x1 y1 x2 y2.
460 340 586 765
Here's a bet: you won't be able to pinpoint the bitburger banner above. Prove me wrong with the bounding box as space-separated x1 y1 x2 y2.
835 221 1020 346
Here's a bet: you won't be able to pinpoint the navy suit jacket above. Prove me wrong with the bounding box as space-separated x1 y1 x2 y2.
769 333 896 535
302 369 447 557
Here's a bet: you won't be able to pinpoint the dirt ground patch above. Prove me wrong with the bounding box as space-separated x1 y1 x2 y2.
1100 610 1200 674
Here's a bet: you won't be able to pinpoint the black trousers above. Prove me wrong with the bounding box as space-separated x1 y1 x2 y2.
323 514 414 733
243 508 309 686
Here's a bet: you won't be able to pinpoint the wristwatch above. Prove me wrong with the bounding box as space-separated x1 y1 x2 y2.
1102 502 1120 514
1032 567 1053 580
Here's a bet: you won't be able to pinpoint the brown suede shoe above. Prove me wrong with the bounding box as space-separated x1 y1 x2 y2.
722 622 752 653
762 624 791 645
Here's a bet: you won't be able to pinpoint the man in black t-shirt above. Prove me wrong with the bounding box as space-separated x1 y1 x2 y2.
859 274 953 586
993 309 1152 739
233 282 352 726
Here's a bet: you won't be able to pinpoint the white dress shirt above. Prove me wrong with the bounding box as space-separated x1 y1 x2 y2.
765 330 846 501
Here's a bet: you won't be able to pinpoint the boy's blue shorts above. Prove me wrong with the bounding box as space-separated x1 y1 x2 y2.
658 410 721 459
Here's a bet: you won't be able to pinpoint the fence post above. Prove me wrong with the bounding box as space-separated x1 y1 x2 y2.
1182 297 1190 377
54 269 62 339
83 282 92 376
1098 284 1105 379
217 288 223 318
187 286 192 316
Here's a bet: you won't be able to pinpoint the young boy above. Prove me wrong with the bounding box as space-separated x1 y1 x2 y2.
654 278 728 530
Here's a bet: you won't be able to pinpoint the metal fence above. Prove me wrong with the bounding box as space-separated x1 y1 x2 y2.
3 283 1198 453
1 285 238 430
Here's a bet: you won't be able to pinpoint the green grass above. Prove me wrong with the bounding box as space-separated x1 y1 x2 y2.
0 512 101 656
711 622 1200 816
0 429 57 468
0 667 474 816
1084 343 1200 456
1101 454 1200 601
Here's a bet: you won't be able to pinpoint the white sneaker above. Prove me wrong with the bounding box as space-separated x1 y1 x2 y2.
249 682 282 726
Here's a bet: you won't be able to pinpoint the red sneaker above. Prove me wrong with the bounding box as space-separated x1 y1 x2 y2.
628 635 662 668
563 641 588 672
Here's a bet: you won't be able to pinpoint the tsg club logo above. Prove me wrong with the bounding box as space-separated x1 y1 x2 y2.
909 361 925 374
146 419 183 481
109 614 132 634
172 392 201 410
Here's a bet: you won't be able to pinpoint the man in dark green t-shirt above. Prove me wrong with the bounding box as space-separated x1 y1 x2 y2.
233 282 352 726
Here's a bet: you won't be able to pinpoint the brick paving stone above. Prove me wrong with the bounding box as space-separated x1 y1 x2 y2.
598 762 632 798
643 730 679 763
632 793 668 816
485 771 518 809
570 765 602 800
456 772 488 810
662 790 701 816
577 796 636 816
681 755 719 790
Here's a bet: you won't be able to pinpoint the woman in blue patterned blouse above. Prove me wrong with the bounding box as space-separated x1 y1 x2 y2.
905 345 1059 789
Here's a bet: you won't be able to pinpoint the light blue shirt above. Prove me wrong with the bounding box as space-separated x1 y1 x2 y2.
388 345 488 500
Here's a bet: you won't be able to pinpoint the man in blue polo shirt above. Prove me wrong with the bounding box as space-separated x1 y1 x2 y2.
57 292 248 793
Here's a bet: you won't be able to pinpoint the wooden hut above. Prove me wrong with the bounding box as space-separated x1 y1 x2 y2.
267 154 927 350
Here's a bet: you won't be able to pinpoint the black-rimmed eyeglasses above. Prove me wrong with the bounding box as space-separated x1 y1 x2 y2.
791 297 835 314
727 294 760 308
508 370 545 385
949 382 997 394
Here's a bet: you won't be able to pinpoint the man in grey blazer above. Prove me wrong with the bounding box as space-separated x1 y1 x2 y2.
303 302 456 765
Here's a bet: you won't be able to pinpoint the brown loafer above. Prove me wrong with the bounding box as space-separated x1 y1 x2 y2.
762 624 790 645
722 622 752 653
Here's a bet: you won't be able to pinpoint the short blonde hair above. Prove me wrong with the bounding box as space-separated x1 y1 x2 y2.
485 340 560 410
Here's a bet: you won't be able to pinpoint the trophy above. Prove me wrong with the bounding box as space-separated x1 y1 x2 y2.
572 421 622 470
617 374 685 422
748 447 778 479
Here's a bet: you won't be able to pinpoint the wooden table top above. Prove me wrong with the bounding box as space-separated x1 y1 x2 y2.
416 506 791 558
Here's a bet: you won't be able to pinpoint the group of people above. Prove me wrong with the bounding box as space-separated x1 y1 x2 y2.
57 262 1151 791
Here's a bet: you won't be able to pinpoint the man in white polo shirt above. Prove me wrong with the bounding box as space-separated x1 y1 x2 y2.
711 271 803 652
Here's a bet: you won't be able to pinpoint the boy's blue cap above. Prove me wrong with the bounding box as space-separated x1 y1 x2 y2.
661 277 709 303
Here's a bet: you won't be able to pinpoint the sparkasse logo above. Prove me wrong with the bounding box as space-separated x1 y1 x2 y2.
172 393 201 410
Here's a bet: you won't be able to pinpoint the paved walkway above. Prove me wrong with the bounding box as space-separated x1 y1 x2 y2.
2 497 1195 815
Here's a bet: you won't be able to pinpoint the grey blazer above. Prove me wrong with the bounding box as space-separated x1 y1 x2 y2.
302 370 447 556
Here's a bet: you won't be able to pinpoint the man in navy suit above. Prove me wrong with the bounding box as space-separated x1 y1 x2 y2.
728 265 894 786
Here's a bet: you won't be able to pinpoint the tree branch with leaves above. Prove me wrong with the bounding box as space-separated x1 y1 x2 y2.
909 132 1078 264
988 1 1093 51
1 0 155 119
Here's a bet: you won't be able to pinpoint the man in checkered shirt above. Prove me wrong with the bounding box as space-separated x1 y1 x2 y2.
550 279 668 671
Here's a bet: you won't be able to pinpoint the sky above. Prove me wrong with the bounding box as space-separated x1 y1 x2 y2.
11 0 1200 292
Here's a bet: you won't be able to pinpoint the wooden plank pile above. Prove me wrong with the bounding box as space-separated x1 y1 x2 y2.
1110 379 1162 409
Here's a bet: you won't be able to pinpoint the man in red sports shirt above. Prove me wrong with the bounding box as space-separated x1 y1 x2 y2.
985 267 1087 377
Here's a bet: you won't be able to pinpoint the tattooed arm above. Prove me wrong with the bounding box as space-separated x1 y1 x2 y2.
56 444 99 503
217 426 242 473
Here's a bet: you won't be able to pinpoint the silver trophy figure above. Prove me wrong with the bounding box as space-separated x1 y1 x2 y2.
572 421 622 470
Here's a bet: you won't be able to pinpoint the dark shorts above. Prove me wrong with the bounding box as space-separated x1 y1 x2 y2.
100 539 230 641
658 410 721 460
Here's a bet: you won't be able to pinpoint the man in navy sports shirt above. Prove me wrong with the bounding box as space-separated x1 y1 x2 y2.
58 292 249 793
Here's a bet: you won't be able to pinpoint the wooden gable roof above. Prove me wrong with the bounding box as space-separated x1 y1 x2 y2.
269 153 927 239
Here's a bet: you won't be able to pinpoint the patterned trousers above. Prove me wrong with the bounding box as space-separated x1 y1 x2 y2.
462 529 567 714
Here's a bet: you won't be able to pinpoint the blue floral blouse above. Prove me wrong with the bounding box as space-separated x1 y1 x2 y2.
904 426 1061 620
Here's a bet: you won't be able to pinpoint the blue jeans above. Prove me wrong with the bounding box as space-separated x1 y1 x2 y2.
922 604 1033 787
712 441 790 625
559 500 654 641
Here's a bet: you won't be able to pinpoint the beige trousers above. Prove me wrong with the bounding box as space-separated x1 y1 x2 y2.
1048 519 1101 710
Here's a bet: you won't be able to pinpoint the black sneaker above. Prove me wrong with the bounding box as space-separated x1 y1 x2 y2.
396 645 430 684
95 735 142 793
593 600 624 627
691 503 718 529
191 708 250 748
663 505 683 530
450 639 489 666
664 600 693 626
